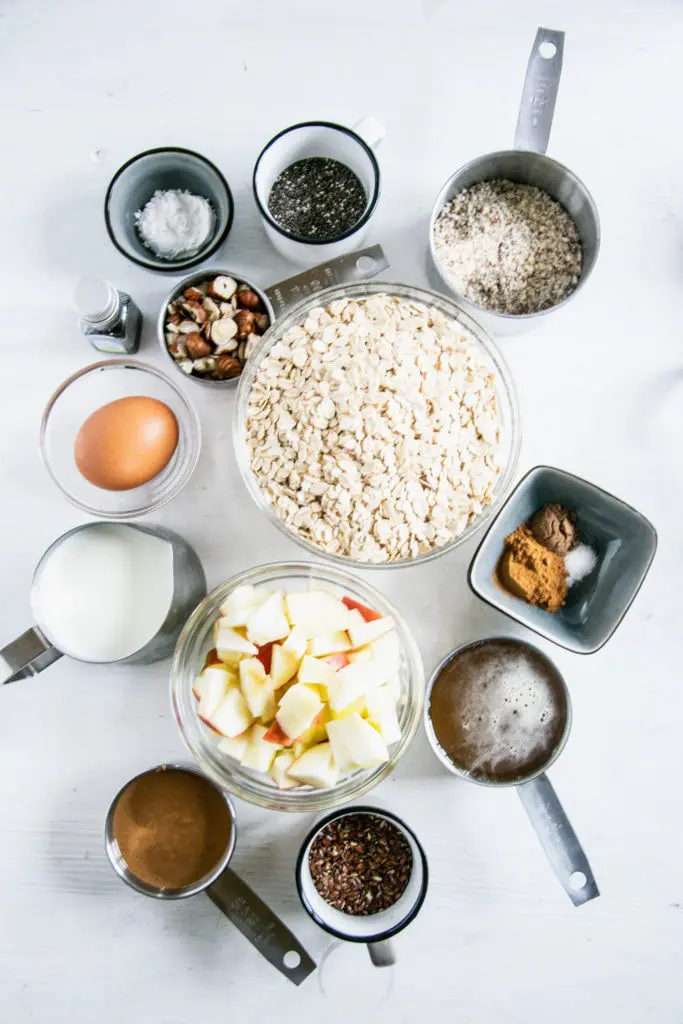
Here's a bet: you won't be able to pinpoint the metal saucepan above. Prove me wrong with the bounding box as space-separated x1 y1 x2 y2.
424 636 599 906
429 27 600 333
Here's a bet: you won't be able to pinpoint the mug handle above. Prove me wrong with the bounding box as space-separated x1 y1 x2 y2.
367 939 395 967
517 773 599 906
513 27 564 154
1 627 62 685
353 115 385 151
207 866 316 985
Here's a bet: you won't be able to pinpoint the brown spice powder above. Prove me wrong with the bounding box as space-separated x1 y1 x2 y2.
112 767 232 890
498 525 568 613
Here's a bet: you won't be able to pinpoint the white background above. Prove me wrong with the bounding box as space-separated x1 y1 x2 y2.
1 0 681 1021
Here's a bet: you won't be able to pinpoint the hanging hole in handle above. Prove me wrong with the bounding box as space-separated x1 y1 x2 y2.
539 41 557 59
569 871 587 891
283 950 302 970
356 255 376 273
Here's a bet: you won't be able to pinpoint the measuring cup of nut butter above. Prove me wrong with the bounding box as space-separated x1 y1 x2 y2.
425 637 599 906
105 764 315 984
295 806 428 969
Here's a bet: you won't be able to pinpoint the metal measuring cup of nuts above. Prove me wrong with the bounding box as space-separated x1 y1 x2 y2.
429 27 600 335
158 269 274 387
295 806 428 969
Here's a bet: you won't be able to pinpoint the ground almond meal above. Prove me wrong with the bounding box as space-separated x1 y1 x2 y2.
433 180 582 315
245 294 502 563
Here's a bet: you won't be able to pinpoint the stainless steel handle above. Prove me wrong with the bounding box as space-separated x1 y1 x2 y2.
0 626 62 685
265 244 389 319
207 867 316 985
367 939 395 967
514 27 565 154
517 773 599 906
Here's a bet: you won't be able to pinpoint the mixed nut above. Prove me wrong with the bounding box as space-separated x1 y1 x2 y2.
164 274 270 381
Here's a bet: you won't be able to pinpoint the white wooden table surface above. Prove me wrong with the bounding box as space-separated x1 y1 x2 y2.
1 1 681 1021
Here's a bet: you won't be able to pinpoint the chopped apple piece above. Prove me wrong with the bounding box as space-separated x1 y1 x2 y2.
197 665 232 722
219 585 269 627
285 591 352 637
371 631 400 674
239 658 274 719
287 742 340 788
347 645 374 665
344 609 367 631
282 625 308 661
325 652 350 671
308 631 351 657
270 642 301 689
271 750 299 789
263 720 291 746
326 719 358 771
217 732 249 761
342 595 382 622
208 682 253 737
298 654 336 688
192 675 204 700
328 712 389 768
276 683 323 741
255 641 274 674
246 592 290 647
215 625 258 667
365 686 401 744
329 695 367 720
385 675 402 702
326 661 386 712
348 616 395 650
241 724 279 773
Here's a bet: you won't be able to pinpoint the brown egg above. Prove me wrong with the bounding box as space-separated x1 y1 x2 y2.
74 396 179 491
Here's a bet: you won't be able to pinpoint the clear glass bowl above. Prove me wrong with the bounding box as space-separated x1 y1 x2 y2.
40 359 201 519
170 561 425 812
234 281 521 568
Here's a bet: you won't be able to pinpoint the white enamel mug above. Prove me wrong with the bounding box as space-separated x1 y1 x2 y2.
253 118 383 266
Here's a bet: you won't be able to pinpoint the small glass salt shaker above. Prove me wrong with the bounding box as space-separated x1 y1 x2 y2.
74 276 142 355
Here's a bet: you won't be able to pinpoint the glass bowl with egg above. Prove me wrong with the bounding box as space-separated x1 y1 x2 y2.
170 561 424 812
234 281 521 569
40 359 201 518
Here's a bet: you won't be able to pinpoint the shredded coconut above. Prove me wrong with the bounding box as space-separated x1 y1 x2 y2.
135 189 215 259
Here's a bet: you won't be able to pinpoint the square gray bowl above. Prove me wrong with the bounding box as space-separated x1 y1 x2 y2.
468 465 657 654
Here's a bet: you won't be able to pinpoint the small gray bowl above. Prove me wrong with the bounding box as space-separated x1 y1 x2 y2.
105 147 234 272
158 268 275 388
468 465 657 654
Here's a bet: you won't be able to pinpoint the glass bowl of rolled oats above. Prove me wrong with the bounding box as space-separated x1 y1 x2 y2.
234 282 520 567
171 561 425 812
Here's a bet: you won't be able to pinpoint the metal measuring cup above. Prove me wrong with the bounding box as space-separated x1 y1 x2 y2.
0 522 206 686
424 638 599 906
429 27 600 333
105 763 316 985
295 806 428 968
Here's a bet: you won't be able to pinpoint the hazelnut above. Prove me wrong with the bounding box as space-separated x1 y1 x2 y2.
185 332 212 360
181 300 207 325
183 285 206 302
234 309 256 339
254 313 270 333
214 355 242 379
237 287 261 310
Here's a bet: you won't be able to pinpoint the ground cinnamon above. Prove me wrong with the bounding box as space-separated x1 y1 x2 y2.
498 525 568 613
112 767 232 889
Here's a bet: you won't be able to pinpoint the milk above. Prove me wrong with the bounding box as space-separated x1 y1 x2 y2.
35 524 174 662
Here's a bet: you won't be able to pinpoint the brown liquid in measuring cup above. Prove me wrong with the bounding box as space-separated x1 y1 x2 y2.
428 639 567 783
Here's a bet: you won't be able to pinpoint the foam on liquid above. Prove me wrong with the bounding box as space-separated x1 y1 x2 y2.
428 640 566 783
36 524 174 662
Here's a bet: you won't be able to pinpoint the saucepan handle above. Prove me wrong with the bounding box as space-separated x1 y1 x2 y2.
207 866 316 985
0 626 62 685
514 27 565 154
517 773 599 906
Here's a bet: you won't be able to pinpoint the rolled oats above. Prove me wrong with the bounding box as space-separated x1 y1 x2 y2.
245 294 503 563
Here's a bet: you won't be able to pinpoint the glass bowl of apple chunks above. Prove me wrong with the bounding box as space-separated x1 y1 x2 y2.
171 561 425 811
